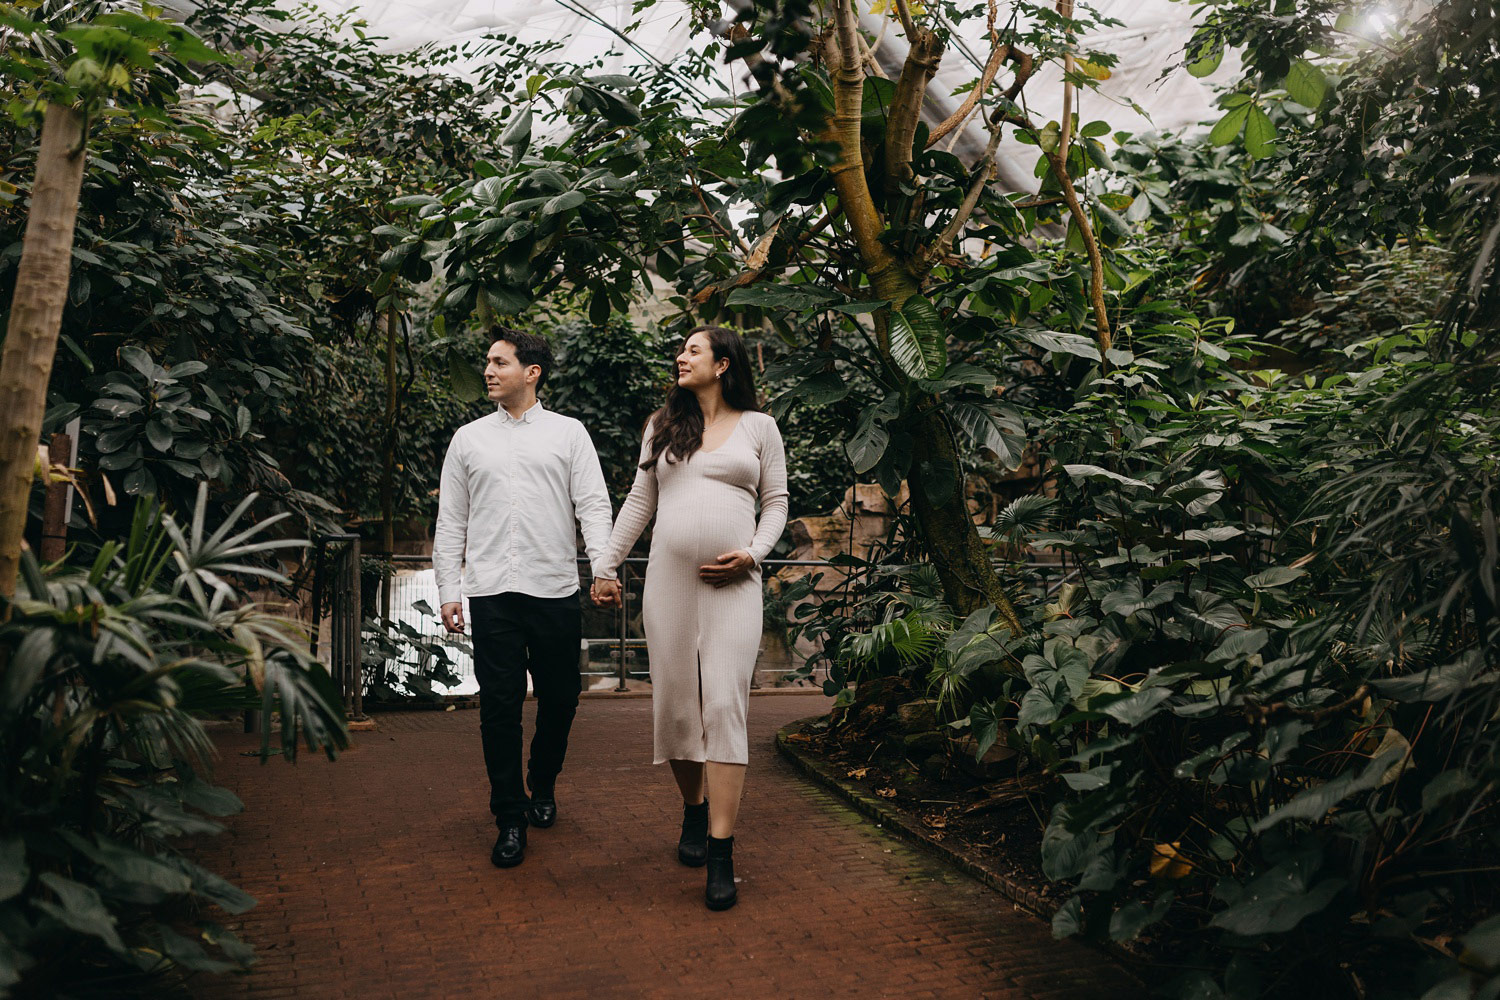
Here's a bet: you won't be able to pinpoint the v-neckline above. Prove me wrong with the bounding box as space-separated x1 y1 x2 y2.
698 412 745 455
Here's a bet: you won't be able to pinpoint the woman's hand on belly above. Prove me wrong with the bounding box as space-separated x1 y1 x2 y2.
698 549 754 588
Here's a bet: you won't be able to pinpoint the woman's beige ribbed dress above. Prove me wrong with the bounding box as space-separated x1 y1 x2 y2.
604 410 788 765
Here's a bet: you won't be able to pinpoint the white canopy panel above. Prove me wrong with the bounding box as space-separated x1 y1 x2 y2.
280 0 1232 188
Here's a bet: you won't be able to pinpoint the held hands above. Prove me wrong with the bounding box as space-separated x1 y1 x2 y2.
699 550 754 588
591 577 622 608
440 601 465 634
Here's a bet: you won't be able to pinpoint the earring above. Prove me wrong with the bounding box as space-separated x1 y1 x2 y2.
715 371 721 380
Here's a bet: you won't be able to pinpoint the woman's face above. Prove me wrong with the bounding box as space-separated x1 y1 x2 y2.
675 332 727 391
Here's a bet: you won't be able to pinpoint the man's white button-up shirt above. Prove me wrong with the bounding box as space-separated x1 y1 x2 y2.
433 402 614 605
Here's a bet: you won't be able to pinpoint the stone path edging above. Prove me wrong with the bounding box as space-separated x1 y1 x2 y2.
775 718 1056 919
777 715 1150 988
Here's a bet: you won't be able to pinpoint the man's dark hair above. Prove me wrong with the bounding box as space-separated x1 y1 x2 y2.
491 326 555 390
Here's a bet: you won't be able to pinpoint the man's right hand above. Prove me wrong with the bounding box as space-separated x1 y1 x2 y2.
591 578 621 608
440 601 465 634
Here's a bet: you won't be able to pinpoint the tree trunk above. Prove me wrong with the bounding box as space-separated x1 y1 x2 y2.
907 406 1024 630
379 305 398 621
819 2 1024 632
0 105 86 599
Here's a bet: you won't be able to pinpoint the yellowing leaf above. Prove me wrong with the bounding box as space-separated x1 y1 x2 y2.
1148 842 1194 879
1075 59 1111 81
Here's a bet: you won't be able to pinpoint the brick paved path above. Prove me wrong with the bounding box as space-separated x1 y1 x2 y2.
190 694 1137 1000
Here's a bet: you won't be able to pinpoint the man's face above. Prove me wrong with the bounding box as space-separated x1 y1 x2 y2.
485 340 534 404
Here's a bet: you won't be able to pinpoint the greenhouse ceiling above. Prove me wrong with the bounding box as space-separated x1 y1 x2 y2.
164 0 1234 192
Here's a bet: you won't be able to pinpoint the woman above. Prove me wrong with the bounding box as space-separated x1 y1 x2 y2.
592 325 788 911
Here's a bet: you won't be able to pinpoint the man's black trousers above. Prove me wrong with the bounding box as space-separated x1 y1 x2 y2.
468 591 582 827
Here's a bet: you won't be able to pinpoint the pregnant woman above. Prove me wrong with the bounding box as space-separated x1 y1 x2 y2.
595 325 788 911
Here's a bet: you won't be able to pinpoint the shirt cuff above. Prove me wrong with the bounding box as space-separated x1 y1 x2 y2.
437 586 462 606
590 561 617 581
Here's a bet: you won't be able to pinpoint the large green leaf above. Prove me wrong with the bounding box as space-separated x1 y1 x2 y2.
1210 853 1346 936
1022 638 1092 699
1283 58 1329 108
1018 329 1101 362
1187 44 1224 78
1252 749 1406 831
448 349 485 402
1041 806 1108 880
1092 686 1173 726
1209 104 1250 146
949 401 1024 469
500 105 532 159
889 296 946 379
1244 106 1277 159
1063 463 1147 487
1100 578 1180 617
725 284 839 312
0 838 26 903
63 832 193 899
846 401 893 474
541 190 586 218
35 874 127 954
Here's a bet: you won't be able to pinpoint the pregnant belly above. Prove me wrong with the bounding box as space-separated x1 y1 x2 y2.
652 499 756 564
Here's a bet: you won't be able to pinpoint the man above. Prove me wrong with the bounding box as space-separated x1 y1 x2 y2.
434 327 621 868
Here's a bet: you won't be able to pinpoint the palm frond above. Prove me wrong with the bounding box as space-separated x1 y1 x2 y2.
995 494 1060 541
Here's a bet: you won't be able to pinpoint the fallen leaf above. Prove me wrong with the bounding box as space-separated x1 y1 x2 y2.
1148 841 1194 879
875 787 897 798
846 767 869 780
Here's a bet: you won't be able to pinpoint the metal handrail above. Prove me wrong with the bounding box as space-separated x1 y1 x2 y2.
362 551 1072 696
313 533 364 720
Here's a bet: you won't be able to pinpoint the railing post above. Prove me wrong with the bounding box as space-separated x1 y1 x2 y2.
616 562 629 692
347 536 363 720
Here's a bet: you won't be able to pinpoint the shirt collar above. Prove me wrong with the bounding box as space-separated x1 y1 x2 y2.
498 400 544 425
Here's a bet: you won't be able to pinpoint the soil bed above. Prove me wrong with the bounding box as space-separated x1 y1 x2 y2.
778 708 1068 918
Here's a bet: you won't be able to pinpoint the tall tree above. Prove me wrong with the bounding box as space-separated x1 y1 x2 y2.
387 0 1137 624
0 8 223 596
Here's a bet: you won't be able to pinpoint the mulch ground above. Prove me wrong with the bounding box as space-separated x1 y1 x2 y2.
185 693 1139 999
777 711 1071 917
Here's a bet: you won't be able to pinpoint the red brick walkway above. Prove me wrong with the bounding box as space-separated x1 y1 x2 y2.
189 694 1136 999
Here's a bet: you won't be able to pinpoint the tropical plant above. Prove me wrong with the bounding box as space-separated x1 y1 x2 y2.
0 485 347 997
0 1 226 593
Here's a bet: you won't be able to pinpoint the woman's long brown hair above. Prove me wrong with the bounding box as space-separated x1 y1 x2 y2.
640 326 759 470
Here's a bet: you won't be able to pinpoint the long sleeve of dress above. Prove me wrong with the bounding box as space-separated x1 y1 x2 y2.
598 423 658 579
744 416 789 567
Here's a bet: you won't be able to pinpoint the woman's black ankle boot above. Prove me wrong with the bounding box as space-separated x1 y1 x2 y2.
678 800 709 867
705 835 737 911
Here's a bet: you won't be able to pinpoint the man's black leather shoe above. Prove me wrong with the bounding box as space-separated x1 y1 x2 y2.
491 824 526 868
526 795 557 828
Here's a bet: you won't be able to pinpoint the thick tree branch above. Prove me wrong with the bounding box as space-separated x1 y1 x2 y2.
927 42 1009 147
1056 0 1077 161
820 5 912 303
882 26 944 204
1002 47 1034 101
1043 142 1112 360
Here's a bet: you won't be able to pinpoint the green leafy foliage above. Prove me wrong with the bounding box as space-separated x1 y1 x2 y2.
0 486 346 996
